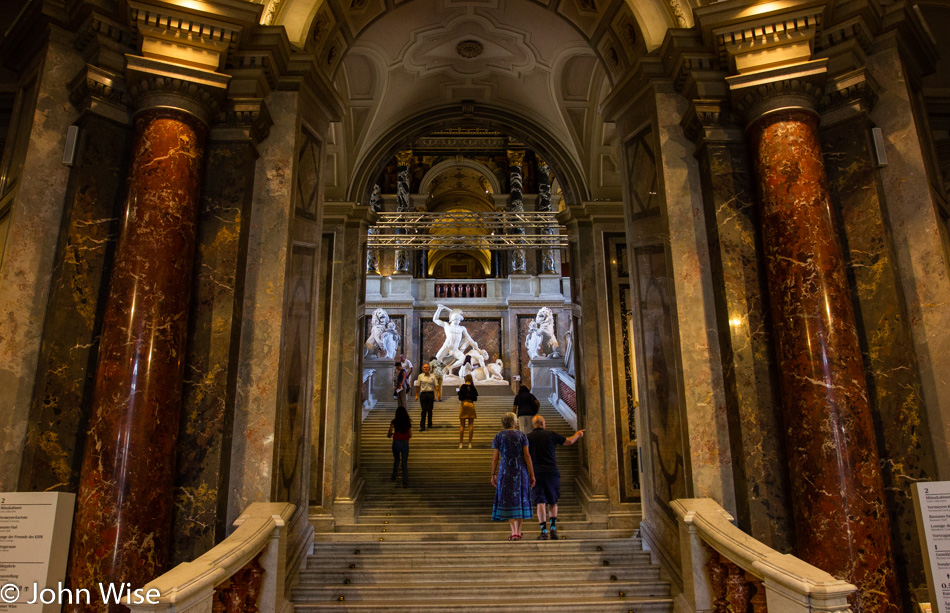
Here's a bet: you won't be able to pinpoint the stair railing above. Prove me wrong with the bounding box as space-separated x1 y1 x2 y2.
126 503 295 612
671 498 855 612
548 368 577 430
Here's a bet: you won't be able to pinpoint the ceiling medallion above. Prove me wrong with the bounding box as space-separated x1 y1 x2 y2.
456 40 483 59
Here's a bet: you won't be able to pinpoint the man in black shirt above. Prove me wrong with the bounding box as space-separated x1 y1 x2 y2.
526 415 584 540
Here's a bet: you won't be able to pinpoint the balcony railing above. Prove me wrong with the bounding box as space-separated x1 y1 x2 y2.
434 282 487 298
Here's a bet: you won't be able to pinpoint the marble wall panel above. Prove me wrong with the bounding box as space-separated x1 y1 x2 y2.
868 46 950 478
172 140 256 563
18 113 129 493
515 312 563 389
421 318 502 375
230 92 298 525
276 246 316 507
0 36 84 490
310 234 334 508
635 245 687 520
695 139 791 551
823 114 937 594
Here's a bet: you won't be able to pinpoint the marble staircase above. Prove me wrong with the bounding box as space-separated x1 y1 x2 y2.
295 396 671 611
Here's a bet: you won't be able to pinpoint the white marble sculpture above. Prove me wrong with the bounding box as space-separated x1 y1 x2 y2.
432 304 479 375
433 304 509 386
364 308 399 359
526 307 560 359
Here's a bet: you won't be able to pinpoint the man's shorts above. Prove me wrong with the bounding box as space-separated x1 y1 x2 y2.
531 474 561 505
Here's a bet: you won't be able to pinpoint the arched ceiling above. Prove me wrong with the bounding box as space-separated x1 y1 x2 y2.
260 0 697 202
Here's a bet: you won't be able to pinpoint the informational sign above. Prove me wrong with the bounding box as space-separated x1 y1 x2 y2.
0 493 75 612
913 482 950 613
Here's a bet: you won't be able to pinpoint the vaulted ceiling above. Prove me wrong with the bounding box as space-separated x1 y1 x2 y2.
258 0 700 201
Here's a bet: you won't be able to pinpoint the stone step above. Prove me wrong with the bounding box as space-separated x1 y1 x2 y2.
313 529 631 542
321 521 610 534
299 565 660 584
292 596 674 612
291 580 671 602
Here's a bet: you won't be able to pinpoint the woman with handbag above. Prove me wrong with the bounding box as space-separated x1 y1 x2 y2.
458 374 478 449
388 405 412 487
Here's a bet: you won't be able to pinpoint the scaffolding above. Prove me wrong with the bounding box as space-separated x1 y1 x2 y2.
367 211 569 250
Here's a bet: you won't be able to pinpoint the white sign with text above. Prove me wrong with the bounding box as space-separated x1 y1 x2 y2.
914 482 950 613
0 493 75 612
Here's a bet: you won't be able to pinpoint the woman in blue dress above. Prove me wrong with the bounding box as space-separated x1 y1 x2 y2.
491 412 536 540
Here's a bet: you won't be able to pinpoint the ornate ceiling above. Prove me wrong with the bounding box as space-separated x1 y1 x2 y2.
256 0 698 202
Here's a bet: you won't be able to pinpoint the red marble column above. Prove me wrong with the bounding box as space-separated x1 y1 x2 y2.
66 108 207 610
749 108 899 612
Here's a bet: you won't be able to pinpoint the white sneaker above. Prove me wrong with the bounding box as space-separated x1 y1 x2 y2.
458 443 463 449
468 443 472 449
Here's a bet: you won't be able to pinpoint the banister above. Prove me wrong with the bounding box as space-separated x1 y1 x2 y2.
126 502 295 612
671 498 855 612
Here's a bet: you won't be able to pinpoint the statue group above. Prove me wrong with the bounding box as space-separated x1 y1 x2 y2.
364 308 400 360
433 304 507 385
525 306 560 359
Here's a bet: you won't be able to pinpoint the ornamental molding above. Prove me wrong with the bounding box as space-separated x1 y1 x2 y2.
126 55 230 124
680 99 743 144
74 12 133 56
69 65 129 109
212 99 273 144
820 69 879 116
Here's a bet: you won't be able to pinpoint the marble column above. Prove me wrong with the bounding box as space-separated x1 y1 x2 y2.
394 150 412 274
537 161 560 275
507 150 527 274
66 105 209 602
366 184 381 274
748 105 899 611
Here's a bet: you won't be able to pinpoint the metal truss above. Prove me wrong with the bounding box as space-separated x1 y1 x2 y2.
367 211 568 250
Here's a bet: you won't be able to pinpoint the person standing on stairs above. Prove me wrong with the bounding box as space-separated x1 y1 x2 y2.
527 415 584 540
491 412 536 540
415 362 437 431
394 361 407 407
458 374 478 448
388 405 412 488
428 356 444 401
513 385 540 434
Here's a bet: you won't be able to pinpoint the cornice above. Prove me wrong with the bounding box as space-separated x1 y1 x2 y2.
680 98 744 145
659 29 727 100
819 67 878 119
211 97 272 146
68 63 131 124
280 53 346 122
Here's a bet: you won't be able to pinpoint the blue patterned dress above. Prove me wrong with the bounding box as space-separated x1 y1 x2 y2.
491 429 533 520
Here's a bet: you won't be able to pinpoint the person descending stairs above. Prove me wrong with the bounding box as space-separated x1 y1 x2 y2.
292 394 673 611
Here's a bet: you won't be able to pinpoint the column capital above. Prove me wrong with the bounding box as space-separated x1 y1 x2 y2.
126 55 230 124
507 149 525 167
728 60 827 126
395 149 414 168
819 68 879 126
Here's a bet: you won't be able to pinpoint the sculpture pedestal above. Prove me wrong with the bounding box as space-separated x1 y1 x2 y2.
529 357 563 397
367 360 395 403
365 276 383 300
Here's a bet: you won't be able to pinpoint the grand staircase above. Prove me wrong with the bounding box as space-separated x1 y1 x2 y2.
293 395 672 611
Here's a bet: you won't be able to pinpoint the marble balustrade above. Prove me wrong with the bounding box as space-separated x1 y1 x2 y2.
548 368 577 430
126 503 294 613
671 498 855 613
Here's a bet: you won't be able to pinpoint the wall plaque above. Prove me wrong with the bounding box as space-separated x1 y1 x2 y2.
0 493 75 611
913 482 950 613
